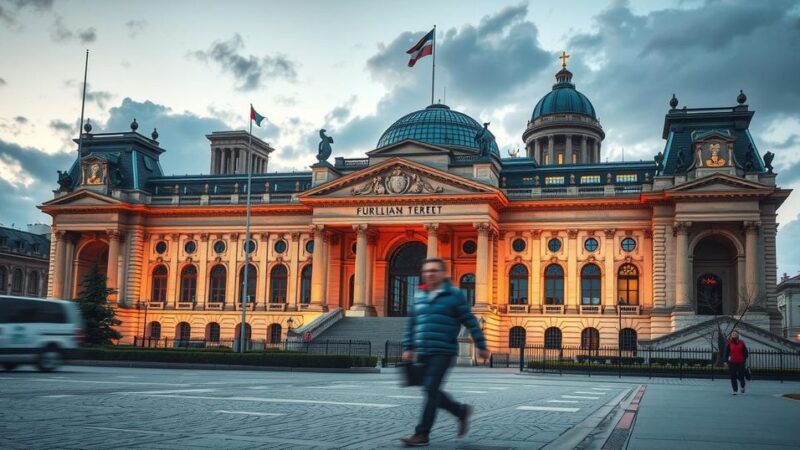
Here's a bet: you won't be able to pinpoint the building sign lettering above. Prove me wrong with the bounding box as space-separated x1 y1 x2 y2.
356 205 444 216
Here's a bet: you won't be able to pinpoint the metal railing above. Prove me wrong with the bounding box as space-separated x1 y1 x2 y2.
516 344 800 381
131 336 372 356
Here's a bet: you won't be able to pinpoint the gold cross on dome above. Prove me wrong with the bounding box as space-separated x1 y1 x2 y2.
559 51 570 69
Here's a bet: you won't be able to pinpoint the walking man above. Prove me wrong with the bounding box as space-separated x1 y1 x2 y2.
724 330 749 395
401 258 490 447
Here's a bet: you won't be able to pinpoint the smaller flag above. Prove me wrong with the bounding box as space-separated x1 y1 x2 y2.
250 105 266 127
406 29 434 67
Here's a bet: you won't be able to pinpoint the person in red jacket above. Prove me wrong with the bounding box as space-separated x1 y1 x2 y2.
723 330 749 395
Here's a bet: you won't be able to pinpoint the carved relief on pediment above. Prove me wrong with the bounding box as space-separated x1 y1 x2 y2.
350 165 445 196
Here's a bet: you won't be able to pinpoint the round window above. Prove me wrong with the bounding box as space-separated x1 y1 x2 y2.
512 238 526 253
584 238 599 253
305 240 314 254
184 240 197 254
547 238 562 253
462 240 477 255
274 239 287 254
213 240 226 254
244 239 257 254
621 237 636 252
155 241 167 254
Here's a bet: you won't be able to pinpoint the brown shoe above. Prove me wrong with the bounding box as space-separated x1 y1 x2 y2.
458 405 473 438
401 433 429 447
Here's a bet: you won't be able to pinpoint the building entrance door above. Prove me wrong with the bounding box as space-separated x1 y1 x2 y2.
387 242 426 317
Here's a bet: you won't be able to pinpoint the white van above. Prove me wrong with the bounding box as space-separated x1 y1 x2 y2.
0 296 83 372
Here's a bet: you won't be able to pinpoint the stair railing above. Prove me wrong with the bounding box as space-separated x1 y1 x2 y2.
290 307 344 341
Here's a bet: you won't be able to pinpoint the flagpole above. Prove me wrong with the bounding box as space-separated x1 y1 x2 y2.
77 49 89 156
240 106 254 353
431 25 436 105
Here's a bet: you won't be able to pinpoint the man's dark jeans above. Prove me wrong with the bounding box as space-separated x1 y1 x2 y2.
728 362 746 392
415 354 466 435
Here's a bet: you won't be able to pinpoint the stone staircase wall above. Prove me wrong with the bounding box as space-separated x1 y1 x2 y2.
314 317 407 356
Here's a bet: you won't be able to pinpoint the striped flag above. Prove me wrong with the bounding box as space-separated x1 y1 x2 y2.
250 105 265 127
407 29 434 67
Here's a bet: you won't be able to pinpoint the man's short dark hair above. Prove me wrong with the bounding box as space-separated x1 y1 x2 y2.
421 258 447 272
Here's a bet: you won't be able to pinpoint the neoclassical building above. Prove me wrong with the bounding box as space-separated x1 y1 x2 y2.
0 224 50 298
41 64 794 350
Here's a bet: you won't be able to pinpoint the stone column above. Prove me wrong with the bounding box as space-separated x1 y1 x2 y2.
533 139 540 161
107 229 121 303
64 235 76 299
309 226 326 310
52 230 67 298
366 233 377 308
744 221 761 306
351 224 369 312
547 135 554 166
474 223 490 310
425 223 439 258
582 137 588 164
530 230 542 309
595 141 601 162
321 232 330 308
604 229 616 309
674 221 692 310
567 229 578 310
565 135 573 165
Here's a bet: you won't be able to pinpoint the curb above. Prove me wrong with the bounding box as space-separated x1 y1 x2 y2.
68 360 381 374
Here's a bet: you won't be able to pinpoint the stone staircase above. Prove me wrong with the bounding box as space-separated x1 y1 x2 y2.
313 317 407 356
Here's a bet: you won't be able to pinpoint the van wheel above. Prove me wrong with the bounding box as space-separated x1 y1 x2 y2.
2 363 18 371
37 346 63 372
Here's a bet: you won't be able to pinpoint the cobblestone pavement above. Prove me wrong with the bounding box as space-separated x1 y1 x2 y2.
0 365 636 449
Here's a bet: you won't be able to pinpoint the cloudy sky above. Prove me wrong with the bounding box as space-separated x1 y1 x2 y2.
1 0 800 273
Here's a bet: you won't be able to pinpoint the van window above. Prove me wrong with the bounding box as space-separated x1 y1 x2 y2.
0 298 67 324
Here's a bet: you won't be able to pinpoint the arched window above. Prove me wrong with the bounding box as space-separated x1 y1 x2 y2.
0 266 6 293
544 264 564 305
27 271 39 295
235 323 252 340
617 264 639 305
348 274 355 307
508 264 529 305
270 265 288 303
581 327 600 350
460 273 476 306
180 265 197 302
581 264 601 305
300 265 312 304
208 265 226 303
238 264 257 303
176 322 191 341
544 327 562 349
268 323 282 344
509 326 526 348
148 321 161 339
11 268 23 293
205 322 220 342
151 265 168 302
620 328 637 352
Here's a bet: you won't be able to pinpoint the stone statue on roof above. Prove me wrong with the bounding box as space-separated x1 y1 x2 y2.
475 122 492 158
317 129 333 163
654 152 664 171
56 170 72 192
763 151 775 174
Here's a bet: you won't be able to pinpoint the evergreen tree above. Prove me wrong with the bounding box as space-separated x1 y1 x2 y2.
76 265 122 345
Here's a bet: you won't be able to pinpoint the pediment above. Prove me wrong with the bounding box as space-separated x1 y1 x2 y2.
667 173 770 193
300 157 499 200
366 139 453 157
41 189 122 207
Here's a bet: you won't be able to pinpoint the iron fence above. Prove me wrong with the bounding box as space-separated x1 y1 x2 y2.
518 344 800 381
131 337 372 356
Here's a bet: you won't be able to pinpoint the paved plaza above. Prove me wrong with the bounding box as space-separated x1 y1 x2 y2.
0 365 798 449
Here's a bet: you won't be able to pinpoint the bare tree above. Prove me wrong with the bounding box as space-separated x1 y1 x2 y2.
699 286 763 365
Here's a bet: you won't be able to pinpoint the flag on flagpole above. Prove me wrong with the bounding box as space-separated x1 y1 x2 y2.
250 105 266 127
406 29 434 67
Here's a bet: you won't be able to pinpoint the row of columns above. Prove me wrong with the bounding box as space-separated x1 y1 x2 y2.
210 148 267 175
531 135 601 165
673 221 762 310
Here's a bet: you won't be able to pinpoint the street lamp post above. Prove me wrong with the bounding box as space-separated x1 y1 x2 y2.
286 317 294 351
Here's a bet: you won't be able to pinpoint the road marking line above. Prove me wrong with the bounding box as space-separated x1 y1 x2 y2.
214 410 284 417
37 379 186 386
575 391 606 395
547 400 579 403
389 395 424 399
119 389 217 395
487 387 508 390
449 390 488 394
82 426 179 435
517 406 580 413
562 395 600 400
39 394 77 398
115 376 137 379
591 388 612 391
307 385 360 389
135 394 399 408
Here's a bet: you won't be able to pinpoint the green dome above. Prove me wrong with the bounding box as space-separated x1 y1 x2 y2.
531 69 596 120
377 104 499 156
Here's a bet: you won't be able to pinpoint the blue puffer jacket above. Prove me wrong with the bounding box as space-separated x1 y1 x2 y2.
402 279 487 355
